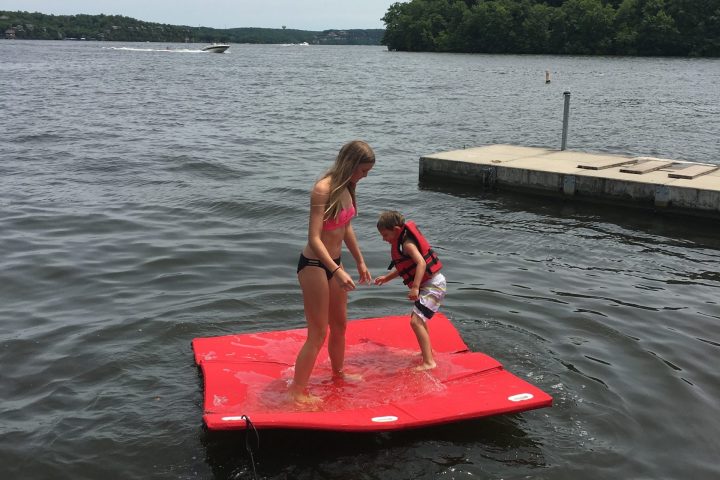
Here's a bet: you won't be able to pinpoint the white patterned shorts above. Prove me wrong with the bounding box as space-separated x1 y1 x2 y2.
413 273 447 322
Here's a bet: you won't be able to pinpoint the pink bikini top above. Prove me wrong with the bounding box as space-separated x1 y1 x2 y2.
323 203 356 231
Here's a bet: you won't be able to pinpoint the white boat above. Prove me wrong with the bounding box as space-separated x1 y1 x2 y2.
202 43 230 53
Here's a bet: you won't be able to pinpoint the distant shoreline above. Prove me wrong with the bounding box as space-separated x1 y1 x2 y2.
1 10 385 45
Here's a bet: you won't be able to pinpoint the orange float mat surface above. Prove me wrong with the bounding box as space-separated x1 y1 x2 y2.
192 313 552 431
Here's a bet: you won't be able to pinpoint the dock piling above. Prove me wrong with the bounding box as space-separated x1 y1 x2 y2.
561 91 571 151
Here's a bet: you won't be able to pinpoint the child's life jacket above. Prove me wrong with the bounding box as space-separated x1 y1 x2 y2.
389 221 443 286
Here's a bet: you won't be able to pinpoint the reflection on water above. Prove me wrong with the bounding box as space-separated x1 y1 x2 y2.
202 415 547 480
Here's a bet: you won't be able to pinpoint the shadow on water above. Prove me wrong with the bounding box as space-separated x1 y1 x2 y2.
201 414 545 480
419 178 720 247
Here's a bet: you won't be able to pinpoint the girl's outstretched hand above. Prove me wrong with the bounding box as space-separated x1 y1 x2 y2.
374 275 387 286
357 262 372 285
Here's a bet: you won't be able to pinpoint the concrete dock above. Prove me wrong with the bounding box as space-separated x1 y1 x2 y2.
419 145 720 218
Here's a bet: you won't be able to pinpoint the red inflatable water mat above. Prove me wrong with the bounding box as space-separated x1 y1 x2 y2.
192 313 552 431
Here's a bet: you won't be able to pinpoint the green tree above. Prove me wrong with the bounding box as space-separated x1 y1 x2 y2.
665 0 720 56
637 0 682 54
462 0 517 53
382 2 413 49
383 0 469 51
517 1 557 53
379 0 719 55
614 0 686 55
614 0 640 53
553 0 616 54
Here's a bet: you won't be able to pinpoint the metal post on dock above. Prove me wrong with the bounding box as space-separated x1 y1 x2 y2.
561 91 571 151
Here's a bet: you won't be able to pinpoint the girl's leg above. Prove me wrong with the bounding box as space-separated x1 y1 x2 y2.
290 267 330 403
410 312 436 370
327 269 348 375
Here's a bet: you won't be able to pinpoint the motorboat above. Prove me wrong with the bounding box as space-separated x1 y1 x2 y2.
202 43 230 53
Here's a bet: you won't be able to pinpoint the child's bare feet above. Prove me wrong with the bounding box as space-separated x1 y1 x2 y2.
333 370 363 382
414 361 437 371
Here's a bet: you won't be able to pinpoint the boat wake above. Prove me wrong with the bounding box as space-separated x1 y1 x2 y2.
104 46 206 53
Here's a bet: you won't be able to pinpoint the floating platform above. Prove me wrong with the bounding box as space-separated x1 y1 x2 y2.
420 145 720 218
192 313 552 432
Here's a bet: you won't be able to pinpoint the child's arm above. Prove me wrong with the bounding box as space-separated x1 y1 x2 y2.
374 268 399 285
402 240 427 301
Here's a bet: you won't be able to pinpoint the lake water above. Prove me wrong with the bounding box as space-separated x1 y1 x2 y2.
1 40 719 479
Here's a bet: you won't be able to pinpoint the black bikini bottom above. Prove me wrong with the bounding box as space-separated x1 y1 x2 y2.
297 253 341 280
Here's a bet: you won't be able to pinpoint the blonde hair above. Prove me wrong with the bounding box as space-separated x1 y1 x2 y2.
323 140 375 221
377 210 405 230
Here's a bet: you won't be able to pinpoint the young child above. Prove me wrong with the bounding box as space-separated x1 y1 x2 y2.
374 211 447 370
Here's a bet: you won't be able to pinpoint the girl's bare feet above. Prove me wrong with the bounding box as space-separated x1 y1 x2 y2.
289 383 322 405
414 361 437 371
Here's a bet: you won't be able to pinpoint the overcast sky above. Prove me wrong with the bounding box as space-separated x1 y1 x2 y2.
1 0 399 30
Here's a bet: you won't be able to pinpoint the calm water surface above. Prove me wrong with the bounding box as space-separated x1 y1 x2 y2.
1 40 719 479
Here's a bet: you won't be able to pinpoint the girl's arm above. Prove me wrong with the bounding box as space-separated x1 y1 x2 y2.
306 183 337 269
344 222 371 284
402 240 426 300
306 181 356 289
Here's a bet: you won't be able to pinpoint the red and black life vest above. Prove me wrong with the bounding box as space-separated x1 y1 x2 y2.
389 221 442 286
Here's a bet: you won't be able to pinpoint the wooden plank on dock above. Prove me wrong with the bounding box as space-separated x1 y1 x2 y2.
620 160 673 174
577 158 636 170
668 164 719 179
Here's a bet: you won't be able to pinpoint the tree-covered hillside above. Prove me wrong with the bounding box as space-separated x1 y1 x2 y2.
382 0 720 56
0 11 384 45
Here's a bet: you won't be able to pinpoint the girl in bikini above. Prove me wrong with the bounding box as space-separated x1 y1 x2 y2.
290 140 375 404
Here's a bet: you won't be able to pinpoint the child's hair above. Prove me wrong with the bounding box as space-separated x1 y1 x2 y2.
377 210 405 230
